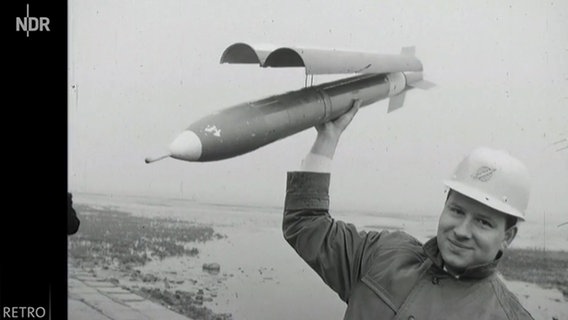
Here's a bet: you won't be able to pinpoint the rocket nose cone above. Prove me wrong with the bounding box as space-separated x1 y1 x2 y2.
169 130 203 161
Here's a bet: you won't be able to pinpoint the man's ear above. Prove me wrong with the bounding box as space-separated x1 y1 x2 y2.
501 225 518 250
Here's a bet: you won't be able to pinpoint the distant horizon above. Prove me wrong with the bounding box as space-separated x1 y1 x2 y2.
71 190 567 225
71 189 567 253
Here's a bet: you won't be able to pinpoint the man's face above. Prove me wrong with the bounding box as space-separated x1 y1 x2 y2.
437 191 516 274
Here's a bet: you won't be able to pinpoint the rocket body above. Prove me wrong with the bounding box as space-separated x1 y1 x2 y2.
169 72 411 162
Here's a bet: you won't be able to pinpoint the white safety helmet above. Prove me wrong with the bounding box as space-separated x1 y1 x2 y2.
444 147 531 221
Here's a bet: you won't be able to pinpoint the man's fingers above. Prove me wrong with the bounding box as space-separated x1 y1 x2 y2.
333 99 361 130
315 99 362 134
352 99 363 109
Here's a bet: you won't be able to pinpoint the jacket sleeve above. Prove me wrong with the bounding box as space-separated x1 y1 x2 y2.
282 171 383 302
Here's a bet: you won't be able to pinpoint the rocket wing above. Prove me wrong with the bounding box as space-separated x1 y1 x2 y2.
220 42 423 75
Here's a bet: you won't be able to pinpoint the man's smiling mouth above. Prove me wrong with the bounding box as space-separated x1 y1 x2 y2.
448 238 473 250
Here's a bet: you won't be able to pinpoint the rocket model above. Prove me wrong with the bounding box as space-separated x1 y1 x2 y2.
145 43 433 163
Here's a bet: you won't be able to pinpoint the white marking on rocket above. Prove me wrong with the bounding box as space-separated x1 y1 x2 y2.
204 125 222 137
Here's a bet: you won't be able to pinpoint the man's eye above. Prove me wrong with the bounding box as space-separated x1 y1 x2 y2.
477 219 493 228
450 207 464 215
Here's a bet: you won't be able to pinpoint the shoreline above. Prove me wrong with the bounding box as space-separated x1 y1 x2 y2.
68 202 567 320
69 204 233 320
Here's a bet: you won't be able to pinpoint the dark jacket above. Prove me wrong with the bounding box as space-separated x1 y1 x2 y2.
283 172 533 320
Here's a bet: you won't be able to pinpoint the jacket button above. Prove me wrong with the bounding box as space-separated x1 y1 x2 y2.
432 276 439 285
408 316 415 320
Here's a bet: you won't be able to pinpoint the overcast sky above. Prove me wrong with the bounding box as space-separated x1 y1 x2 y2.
68 0 567 223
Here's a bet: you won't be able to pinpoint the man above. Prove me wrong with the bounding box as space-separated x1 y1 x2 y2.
283 100 534 319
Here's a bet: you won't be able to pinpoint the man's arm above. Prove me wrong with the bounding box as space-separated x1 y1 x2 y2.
298 98 361 173
283 100 383 301
304 99 361 169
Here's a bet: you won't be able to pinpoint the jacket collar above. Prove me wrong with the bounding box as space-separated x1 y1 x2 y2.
423 237 500 280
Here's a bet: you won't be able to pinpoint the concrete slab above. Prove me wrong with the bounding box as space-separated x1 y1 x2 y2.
68 271 193 320
71 291 148 320
83 281 119 288
73 272 94 278
106 293 146 302
68 299 112 320
126 301 191 320
75 276 100 282
97 287 131 294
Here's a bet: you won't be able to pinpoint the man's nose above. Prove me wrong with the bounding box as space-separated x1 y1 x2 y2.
453 216 473 240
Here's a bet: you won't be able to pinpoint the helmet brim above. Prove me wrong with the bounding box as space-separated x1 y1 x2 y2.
443 180 526 221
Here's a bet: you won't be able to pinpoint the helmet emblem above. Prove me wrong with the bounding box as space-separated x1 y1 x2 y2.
471 166 496 182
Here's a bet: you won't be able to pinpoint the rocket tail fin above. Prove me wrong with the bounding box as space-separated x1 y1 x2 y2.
400 47 435 90
408 79 436 90
388 92 406 113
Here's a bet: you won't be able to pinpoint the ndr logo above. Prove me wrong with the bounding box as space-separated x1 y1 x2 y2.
16 4 50 37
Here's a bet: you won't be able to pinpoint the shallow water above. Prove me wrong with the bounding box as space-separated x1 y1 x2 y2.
72 192 567 319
